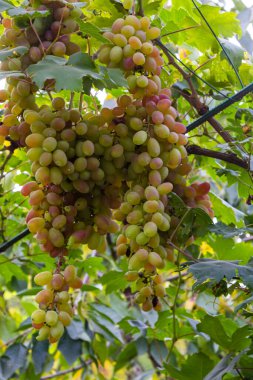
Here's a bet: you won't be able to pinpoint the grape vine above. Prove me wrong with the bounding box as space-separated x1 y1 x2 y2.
0 0 213 343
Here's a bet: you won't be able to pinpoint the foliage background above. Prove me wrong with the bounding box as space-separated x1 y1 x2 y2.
0 0 253 379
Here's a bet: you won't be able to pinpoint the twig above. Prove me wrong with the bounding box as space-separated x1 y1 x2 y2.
168 242 198 262
40 363 90 380
137 0 144 17
68 92 75 110
169 208 191 243
166 254 182 362
0 228 30 253
186 144 249 169
79 92 84 113
29 19 45 54
192 0 243 88
1 328 33 348
0 150 13 180
106 234 117 260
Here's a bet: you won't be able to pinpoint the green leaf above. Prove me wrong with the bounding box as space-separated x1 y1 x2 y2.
234 295 253 312
17 287 42 297
27 54 101 92
197 315 231 348
0 47 28 61
189 259 253 290
77 20 109 42
0 343 27 379
99 67 128 89
230 325 252 351
81 256 105 276
58 331 82 366
0 256 26 283
167 192 188 217
0 71 25 81
7 8 49 19
115 341 138 371
204 352 243 380
92 335 108 364
66 320 91 342
220 39 244 69
209 222 253 238
209 236 253 264
165 353 214 380
32 337 49 375
0 0 14 12
100 270 128 294
209 192 245 226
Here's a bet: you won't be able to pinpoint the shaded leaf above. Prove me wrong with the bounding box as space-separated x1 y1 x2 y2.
0 47 28 61
27 54 101 92
188 259 253 289
32 337 49 375
204 352 244 380
58 331 82 365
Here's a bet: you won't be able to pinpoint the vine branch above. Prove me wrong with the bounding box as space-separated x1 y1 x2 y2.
186 144 249 169
40 363 90 380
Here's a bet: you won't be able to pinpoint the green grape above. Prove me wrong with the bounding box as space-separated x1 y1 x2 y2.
31 310 46 324
45 310 58 327
110 46 123 63
128 249 149 270
34 271 52 286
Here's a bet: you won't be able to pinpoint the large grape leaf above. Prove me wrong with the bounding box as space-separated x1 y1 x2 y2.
27 53 102 92
209 192 245 226
164 353 214 380
209 222 253 238
188 259 253 290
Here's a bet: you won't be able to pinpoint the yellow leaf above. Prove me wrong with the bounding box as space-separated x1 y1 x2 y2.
200 242 214 255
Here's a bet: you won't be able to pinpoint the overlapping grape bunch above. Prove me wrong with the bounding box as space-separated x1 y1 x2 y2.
0 0 82 145
0 0 213 342
97 14 213 311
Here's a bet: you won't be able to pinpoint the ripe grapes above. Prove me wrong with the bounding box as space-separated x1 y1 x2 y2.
0 0 214 339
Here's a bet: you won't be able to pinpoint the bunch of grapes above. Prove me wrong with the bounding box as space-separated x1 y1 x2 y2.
97 14 214 311
32 265 82 342
0 0 83 145
98 14 163 100
0 0 214 341
0 1 81 68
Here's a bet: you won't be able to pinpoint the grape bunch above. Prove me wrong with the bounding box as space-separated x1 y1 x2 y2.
0 0 214 341
97 14 213 311
20 99 122 258
32 265 82 342
0 0 83 145
0 1 81 68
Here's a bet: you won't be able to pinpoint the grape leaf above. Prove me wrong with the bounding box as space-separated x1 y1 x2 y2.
0 71 25 81
209 192 245 226
77 20 109 42
209 222 253 238
188 259 253 290
27 54 101 92
0 47 28 61
0 0 14 12
7 8 50 18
